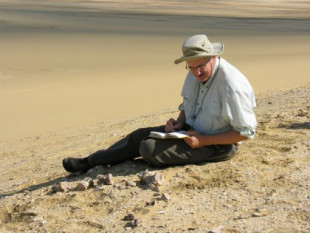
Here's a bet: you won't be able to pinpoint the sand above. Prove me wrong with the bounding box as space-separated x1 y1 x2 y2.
0 0 310 232
1 0 310 142
1 83 309 232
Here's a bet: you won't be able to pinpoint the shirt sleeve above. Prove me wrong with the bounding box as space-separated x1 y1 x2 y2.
178 102 185 111
222 85 257 139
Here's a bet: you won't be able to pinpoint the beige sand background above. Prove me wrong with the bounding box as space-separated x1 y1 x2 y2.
0 1 310 232
1 83 309 232
1 0 310 142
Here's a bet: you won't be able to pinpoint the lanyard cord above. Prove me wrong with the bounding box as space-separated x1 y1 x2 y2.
191 57 221 120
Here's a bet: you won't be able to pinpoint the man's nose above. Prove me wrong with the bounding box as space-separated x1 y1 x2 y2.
194 69 202 75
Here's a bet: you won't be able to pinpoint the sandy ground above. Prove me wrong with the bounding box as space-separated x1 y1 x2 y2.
0 84 309 233
1 0 310 142
0 1 310 232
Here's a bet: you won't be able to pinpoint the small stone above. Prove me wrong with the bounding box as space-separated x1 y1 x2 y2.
52 181 70 192
252 212 262 217
125 180 137 187
138 170 163 184
185 167 193 173
148 184 161 192
76 181 89 191
105 174 114 185
114 183 123 189
131 218 142 228
83 177 94 187
39 220 47 227
97 174 114 185
97 174 105 182
144 173 164 186
252 208 268 217
137 170 150 181
122 213 135 221
146 199 157 206
161 193 170 201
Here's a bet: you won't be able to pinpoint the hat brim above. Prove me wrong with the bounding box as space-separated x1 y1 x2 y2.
174 42 224 64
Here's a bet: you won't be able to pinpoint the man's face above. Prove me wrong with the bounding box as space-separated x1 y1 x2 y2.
186 56 215 83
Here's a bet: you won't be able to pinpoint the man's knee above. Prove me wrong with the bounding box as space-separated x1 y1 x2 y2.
139 139 164 166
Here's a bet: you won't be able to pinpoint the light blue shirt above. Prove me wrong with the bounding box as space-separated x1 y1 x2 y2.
179 57 257 139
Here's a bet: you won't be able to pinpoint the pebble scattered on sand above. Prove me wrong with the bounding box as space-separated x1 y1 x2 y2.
2 85 309 232
76 181 90 191
125 180 137 187
97 173 114 185
52 181 70 193
137 170 164 186
50 170 165 194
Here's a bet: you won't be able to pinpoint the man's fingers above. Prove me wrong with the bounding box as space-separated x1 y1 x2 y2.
165 118 177 132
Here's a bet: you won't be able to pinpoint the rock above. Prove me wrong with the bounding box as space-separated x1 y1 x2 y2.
148 184 161 192
252 208 268 217
160 193 170 201
83 177 94 187
185 167 194 173
251 212 262 217
137 170 164 186
131 218 142 228
75 178 94 191
146 173 164 185
137 170 150 181
146 199 157 206
76 181 89 191
97 174 114 185
52 181 70 192
114 183 123 189
122 213 135 221
125 180 137 187
137 170 164 192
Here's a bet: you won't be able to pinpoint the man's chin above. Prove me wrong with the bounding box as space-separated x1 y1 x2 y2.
198 76 208 83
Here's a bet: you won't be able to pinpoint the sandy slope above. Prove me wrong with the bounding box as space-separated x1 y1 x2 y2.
1 0 310 142
2 0 310 18
0 1 310 232
0 84 309 232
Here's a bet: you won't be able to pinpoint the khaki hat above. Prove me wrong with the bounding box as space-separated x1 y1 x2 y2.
174 34 224 64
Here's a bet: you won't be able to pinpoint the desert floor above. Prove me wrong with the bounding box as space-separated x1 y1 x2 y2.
1 0 310 141
0 1 310 232
1 83 309 233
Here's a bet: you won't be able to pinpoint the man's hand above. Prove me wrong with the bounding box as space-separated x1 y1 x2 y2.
165 118 184 132
184 130 248 148
165 110 186 133
184 131 204 148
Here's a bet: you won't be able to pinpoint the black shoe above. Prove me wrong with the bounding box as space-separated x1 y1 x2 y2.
62 157 90 173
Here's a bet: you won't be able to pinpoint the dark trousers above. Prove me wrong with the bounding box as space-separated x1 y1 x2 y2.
88 125 237 168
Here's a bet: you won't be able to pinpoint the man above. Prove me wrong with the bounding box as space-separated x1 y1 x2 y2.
63 34 257 173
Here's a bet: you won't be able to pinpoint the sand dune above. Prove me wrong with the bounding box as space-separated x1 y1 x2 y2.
1 0 309 142
0 84 309 232
0 1 310 232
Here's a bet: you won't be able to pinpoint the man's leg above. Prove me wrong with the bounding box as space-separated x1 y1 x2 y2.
87 126 165 167
63 125 165 173
139 138 237 167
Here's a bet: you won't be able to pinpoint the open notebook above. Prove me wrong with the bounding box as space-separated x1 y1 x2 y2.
149 131 189 139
